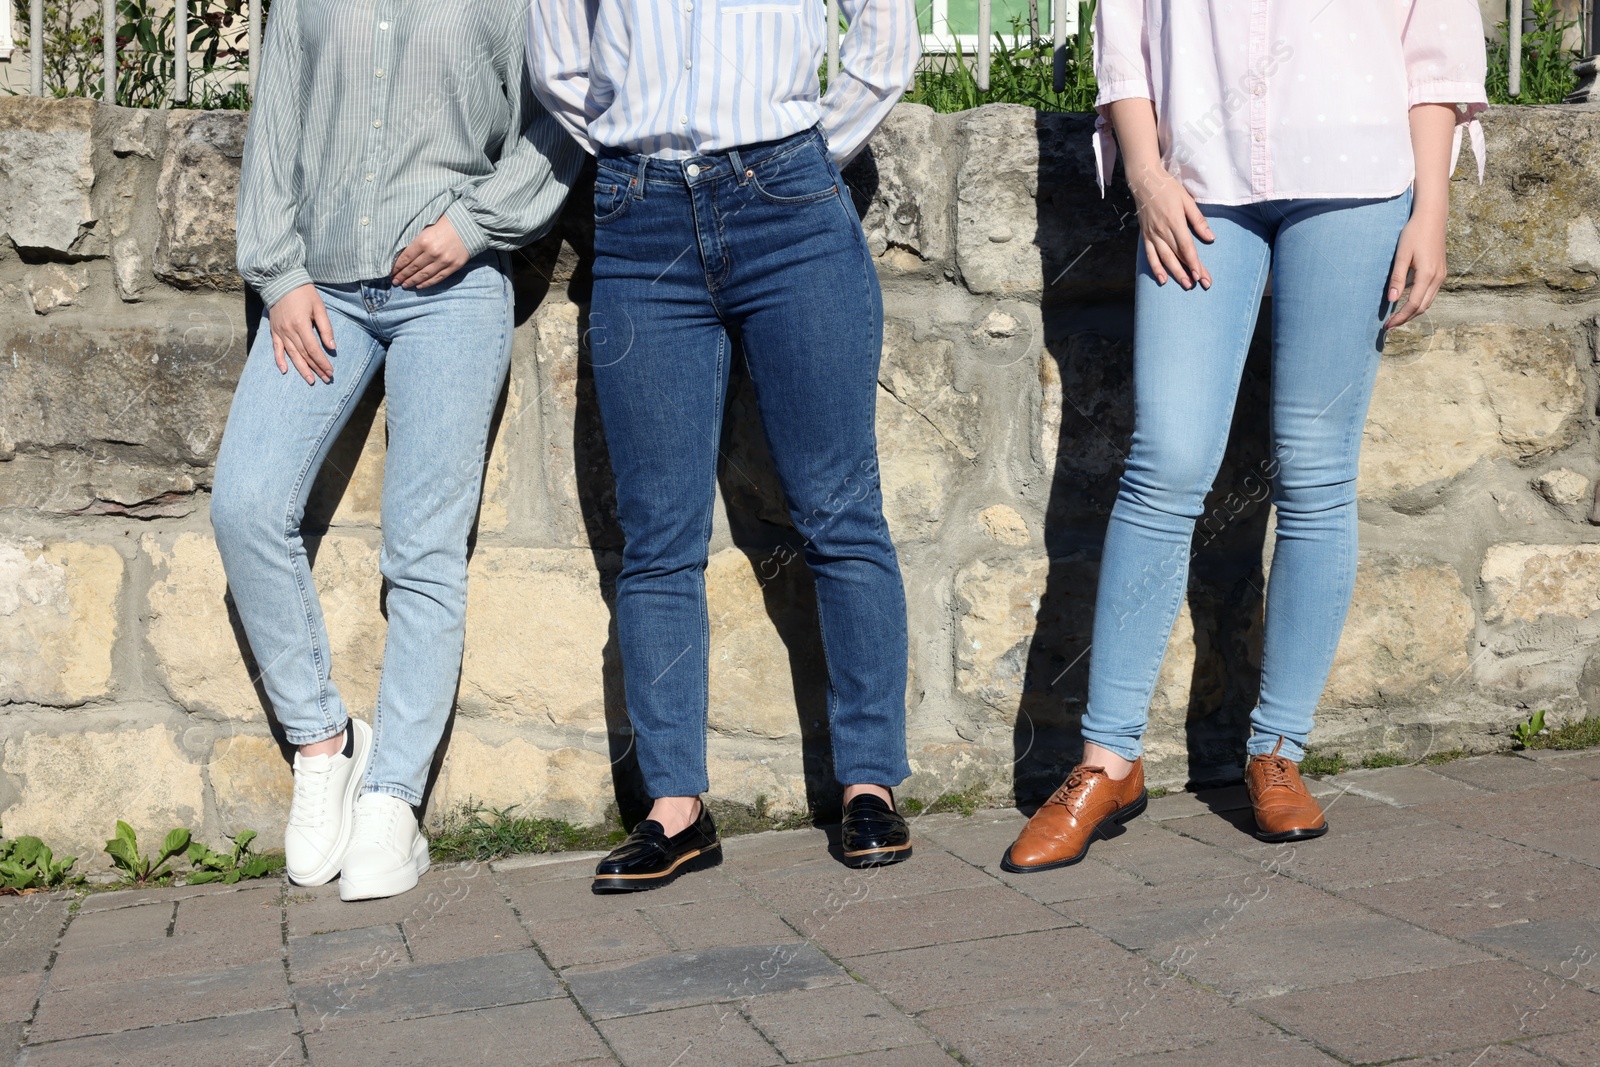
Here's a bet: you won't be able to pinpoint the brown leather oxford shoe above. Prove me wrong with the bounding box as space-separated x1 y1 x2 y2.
1245 740 1328 842
1001 759 1147 873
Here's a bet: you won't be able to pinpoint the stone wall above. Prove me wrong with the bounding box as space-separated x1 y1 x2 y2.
3 97 1599 865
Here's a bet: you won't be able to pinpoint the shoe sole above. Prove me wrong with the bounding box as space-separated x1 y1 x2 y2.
1253 820 1329 843
999 791 1148 874
842 842 913 869
339 833 431 901
592 843 722 893
288 719 374 888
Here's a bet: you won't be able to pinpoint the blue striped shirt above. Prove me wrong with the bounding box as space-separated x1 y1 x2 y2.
526 0 921 165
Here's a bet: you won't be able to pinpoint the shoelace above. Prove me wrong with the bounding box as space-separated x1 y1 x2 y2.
352 797 405 852
288 760 335 830
1253 756 1296 792
1046 766 1104 810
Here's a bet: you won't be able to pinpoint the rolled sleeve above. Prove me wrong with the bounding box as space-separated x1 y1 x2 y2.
1093 0 1153 109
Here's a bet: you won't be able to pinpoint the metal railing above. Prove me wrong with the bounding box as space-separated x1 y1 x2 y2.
21 0 260 104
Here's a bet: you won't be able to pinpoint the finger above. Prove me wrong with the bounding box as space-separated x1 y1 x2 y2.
395 251 435 288
281 333 316 385
272 332 288 375
295 322 333 382
1144 237 1168 285
1386 248 1412 306
1184 197 1216 244
311 299 337 352
1154 235 1192 289
1386 296 1424 329
391 243 420 281
1173 228 1209 290
1417 269 1445 317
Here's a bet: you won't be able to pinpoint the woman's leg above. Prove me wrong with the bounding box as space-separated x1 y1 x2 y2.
590 167 732 808
1079 206 1274 765
1250 193 1413 761
211 285 386 747
359 254 516 805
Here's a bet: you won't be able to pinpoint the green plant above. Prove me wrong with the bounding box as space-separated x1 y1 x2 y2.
0 827 84 893
1487 0 1580 104
184 829 274 885
1145 787 1170 800
912 782 991 818
112 0 255 110
1511 709 1548 749
1525 713 1600 751
1298 751 1351 777
428 803 625 863
905 4 1098 114
104 822 191 886
1360 752 1408 770
7 0 106 98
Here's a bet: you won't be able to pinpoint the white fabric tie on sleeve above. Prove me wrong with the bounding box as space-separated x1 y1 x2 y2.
1450 116 1487 183
1093 114 1117 197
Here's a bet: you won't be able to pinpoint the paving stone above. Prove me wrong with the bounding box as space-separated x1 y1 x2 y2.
781 884 1071 957
1341 852 1600 939
302 998 611 1066
720 826 833 861
644 892 796 951
914 811 1026 867
1171 793 1444 854
72 882 247 912
918 986 1276 1065
1520 1025 1600 1066
845 927 1139 1014
1252 960 1600 1063
596 1003 782 1067
399 873 531 964
793 1048 958 1066
49 919 283 990
286 877 444 938
525 906 674 968
564 942 848 1019
1142 785 1253 823
1533 752 1600 780
1226 822 1536 892
171 886 283 934
742 983 931 1061
503 864 743 923
1090 1033 1341 1066
1398 1046 1557 1067
989 855 1147 907
0 972 39 1023
1088 818 1263 886
1518 826 1600 867
30 960 290 1042
287 925 407 983
1469 919 1600 991
293 949 563 1032
1414 782 1600 843
57 901 175 950
0 899 68 977
18 1008 305 1066
735 847 993 919
1326 765 1489 807
1429 755 1588 794
1 1022 22 1063
491 851 608 876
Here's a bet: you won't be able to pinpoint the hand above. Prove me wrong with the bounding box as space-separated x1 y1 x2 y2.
1129 164 1214 290
269 284 336 385
1384 208 1446 329
392 217 469 289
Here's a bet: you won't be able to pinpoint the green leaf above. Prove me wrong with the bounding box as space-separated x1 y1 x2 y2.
240 855 271 879
184 871 222 885
161 828 191 858
232 829 258 853
115 821 138 851
104 837 140 871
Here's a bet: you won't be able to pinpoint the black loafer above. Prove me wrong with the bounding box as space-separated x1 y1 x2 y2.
840 792 912 868
593 801 721 893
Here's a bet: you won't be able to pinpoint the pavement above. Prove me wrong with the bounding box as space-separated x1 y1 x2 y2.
5 749 1600 1067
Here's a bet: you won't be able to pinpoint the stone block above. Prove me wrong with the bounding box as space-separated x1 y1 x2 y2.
0 724 207 866
207 733 292 849
846 103 953 274
1323 559 1474 707
304 395 385 529
953 105 1136 300
0 451 199 517
0 539 122 705
706 547 826 741
533 298 620 547
1362 323 1584 498
155 109 248 290
1038 331 1136 517
25 264 87 315
1482 543 1600 624
144 531 386 720
429 731 612 826
1448 107 1600 291
0 97 96 254
457 547 614 728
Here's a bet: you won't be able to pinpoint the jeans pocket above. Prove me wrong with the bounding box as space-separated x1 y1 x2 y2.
594 176 632 224
747 143 839 206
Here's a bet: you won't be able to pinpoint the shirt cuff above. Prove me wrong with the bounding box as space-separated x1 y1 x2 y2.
253 267 316 309
444 199 492 257
1408 81 1488 118
1093 80 1153 110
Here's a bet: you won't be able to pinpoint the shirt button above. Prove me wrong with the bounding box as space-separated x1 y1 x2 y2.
1252 82 1265 96
1252 130 1264 143
360 216 370 226
379 20 389 29
373 119 383 128
374 68 384 78
685 59 692 68
365 173 375 181
679 115 688 125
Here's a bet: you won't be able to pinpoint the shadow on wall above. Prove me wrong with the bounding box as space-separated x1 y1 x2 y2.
1014 110 1274 806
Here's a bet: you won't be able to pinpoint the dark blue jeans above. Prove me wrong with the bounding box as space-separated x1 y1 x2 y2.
590 129 911 798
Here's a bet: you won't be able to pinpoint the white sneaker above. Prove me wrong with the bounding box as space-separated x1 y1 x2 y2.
339 792 430 901
285 718 372 886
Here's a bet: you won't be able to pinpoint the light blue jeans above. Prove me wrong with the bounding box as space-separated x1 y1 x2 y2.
212 251 512 805
1081 192 1412 765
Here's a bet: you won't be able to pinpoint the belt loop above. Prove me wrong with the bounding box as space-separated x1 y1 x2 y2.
728 147 748 185
633 155 649 200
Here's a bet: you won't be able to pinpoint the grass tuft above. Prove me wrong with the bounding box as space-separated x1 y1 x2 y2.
1526 715 1600 751
428 804 625 863
1298 751 1351 777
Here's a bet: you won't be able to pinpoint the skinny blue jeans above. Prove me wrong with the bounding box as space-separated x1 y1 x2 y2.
590 129 912 798
1081 192 1412 764
212 252 512 805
